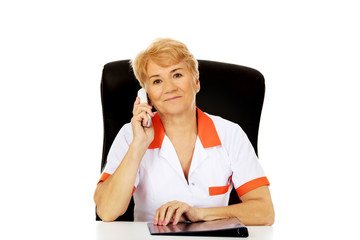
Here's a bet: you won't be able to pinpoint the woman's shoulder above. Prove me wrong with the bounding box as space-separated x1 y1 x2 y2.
113 122 133 143
204 112 246 140
205 112 240 130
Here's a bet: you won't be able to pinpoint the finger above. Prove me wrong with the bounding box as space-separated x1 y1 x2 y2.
136 101 153 109
138 106 154 117
134 111 149 123
163 204 179 225
158 205 167 225
131 116 142 129
139 112 150 127
133 105 154 117
153 209 159 225
158 201 176 225
133 96 151 112
132 112 149 123
134 96 140 105
172 209 184 225
172 204 187 225
147 108 155 117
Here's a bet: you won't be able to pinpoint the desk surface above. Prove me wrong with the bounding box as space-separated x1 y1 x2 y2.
96 221 274 240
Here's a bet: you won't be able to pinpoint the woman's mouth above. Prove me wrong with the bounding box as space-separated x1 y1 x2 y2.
164 96 181 101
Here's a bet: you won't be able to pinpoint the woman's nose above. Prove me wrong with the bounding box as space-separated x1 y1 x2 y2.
163 79 177 93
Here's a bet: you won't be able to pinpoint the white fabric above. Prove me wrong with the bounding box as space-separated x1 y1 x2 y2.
102 112 267 222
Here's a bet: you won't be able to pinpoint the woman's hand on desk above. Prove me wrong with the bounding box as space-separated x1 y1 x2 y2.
153 201 201 226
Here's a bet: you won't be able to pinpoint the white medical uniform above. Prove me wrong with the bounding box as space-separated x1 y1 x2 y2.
99 108 269 222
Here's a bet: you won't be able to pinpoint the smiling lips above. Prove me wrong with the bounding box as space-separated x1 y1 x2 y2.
164 96 181 101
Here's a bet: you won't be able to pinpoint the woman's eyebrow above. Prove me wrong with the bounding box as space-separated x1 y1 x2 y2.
170 68 183 73
149 74 160 80
149 68 183 79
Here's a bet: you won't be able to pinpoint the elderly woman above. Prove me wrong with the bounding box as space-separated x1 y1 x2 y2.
94 38 274 226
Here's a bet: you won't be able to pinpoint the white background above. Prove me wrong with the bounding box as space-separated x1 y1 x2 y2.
1 0 359 239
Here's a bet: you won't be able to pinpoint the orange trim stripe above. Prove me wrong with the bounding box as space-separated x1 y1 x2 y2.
197 108 222 148
148 108 221 149
148 113 165 149
98 172 111 184
209 176 232 196
98 173 136 196
235 177 270 197
132 186 136 195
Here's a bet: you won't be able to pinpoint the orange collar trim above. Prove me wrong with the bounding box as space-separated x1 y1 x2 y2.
148 113 165 149
148 108 221 149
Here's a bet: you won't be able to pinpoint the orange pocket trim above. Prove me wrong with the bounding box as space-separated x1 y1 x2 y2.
209 176 232 196
235 177 270 197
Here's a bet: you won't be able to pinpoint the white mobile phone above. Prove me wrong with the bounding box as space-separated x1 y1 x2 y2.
137 88 152 127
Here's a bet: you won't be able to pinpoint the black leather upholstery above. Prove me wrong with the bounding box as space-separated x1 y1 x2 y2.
97 60 265 221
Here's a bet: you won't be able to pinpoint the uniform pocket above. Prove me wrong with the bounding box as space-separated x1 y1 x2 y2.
208 176 232 196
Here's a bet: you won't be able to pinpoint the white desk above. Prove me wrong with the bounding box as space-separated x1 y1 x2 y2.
96 221 274 240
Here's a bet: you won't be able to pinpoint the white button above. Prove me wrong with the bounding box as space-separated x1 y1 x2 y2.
191 182 195 186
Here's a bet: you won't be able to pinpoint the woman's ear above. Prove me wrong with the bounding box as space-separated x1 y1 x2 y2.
195 78 200 93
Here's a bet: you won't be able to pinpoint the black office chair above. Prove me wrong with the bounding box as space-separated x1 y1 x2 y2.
96 60 265 221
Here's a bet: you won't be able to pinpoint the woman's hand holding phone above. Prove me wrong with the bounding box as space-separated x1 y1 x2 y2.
131 90 155 148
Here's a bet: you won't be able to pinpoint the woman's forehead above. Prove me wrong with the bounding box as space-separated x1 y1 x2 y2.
146 60 187 75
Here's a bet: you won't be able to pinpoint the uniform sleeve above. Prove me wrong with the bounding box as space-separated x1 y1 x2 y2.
228 124 269 198
98 123 140 189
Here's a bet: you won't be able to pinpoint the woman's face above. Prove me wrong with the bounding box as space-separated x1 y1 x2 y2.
145 59 200 116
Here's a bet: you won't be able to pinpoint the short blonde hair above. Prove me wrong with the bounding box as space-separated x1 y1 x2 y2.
131 38 199 87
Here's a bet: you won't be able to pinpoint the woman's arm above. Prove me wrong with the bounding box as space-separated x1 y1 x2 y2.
154 185 274 226
94 97 154 222
94 141 148 222
198 186 274 225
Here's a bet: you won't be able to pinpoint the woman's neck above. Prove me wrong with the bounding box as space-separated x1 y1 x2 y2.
159 107 197 139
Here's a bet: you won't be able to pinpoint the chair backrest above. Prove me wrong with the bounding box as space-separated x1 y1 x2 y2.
97 60 265 221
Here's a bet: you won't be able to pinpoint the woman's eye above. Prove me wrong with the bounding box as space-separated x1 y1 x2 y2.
153 79 162 85
173 73 182 78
